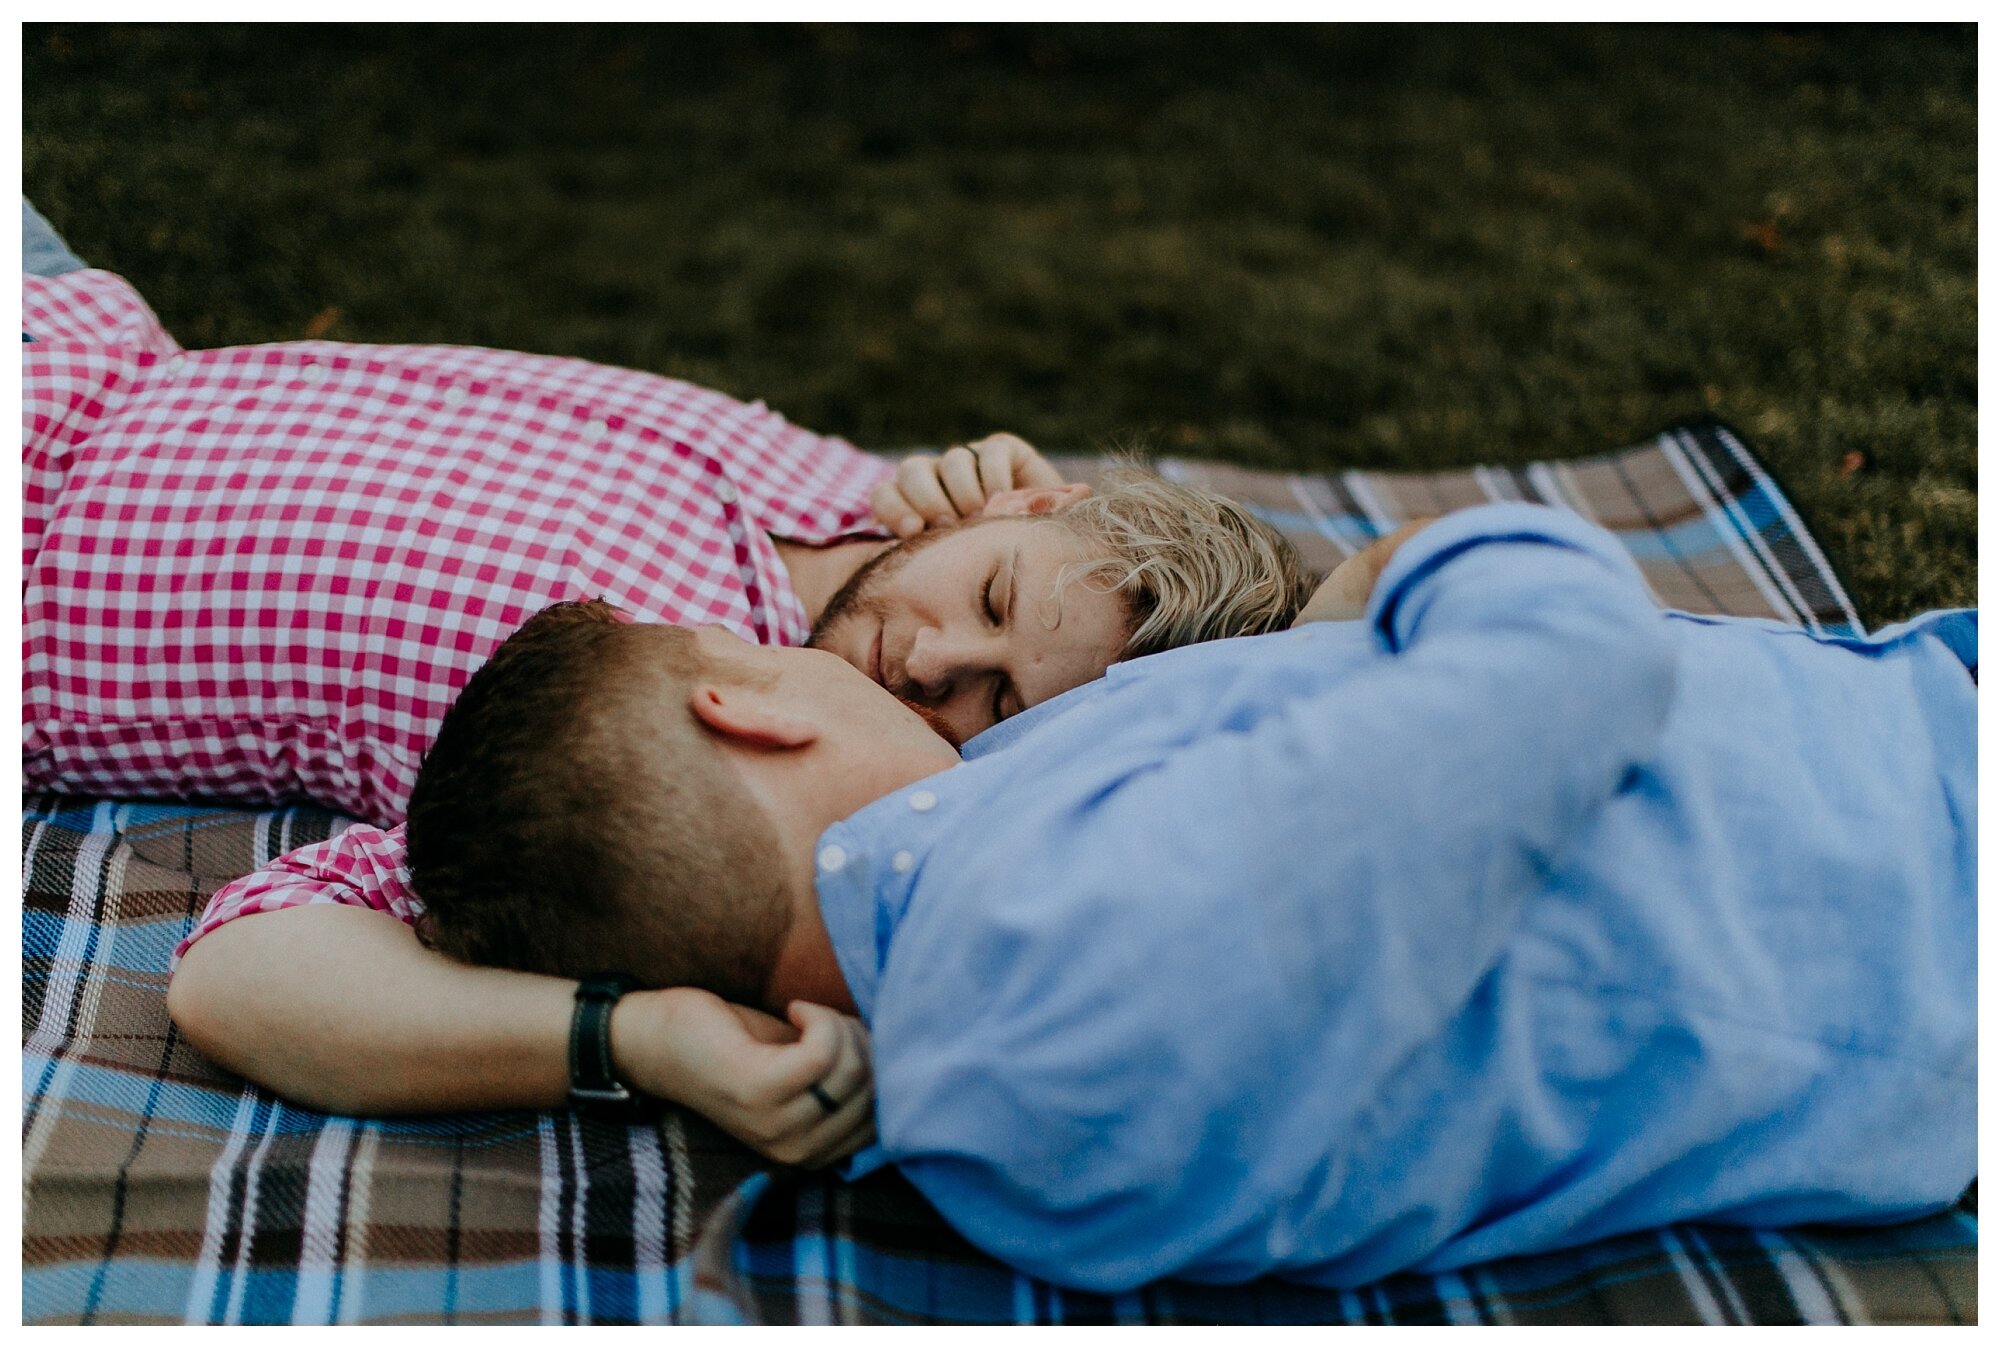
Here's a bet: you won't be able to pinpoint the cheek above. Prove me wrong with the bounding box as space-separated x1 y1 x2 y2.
881 579 944 627
1055 649 1113 694
1056 599 1132 681
811 612 864 661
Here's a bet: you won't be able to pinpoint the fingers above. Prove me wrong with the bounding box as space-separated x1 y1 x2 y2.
982 431 1065 489
758 1007 880 1168
807 1009 871 1109
871 480 925 539
894 454 959 527
786 1018 877 1169
877 436 1062 540
725 999 803 1044
796 1086 878 1170
936 445 988 519
975 438 1017 506
621 990 874 1169
825 1106 879 1164
758 1000 844 1090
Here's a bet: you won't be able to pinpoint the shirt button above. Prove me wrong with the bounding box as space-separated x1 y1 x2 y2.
817 844 848 873
587 417 612 439
163 355 186 377
891 850 915 873
715 480 739 505
439 386 467 405
907 790 938 812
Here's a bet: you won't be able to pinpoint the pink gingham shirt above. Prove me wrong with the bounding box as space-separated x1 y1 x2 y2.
22 270 891 958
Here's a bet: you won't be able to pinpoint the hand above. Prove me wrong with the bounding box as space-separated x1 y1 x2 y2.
609 987 875 1169
1291 517 1440 627
872 432 1067 538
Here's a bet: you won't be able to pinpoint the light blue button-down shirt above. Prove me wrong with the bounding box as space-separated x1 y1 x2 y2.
816 504 1977 1291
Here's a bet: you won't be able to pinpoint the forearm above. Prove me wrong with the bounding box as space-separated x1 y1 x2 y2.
1292 519 1439 626
168 904 572 1116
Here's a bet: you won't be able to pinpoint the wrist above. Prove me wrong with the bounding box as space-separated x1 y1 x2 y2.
570 975 664 1120
606 986 691 1106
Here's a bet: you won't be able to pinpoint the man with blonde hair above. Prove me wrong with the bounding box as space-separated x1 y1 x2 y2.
807 465 1314 743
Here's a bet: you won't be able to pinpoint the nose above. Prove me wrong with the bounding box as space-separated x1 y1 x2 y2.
903 626 994 699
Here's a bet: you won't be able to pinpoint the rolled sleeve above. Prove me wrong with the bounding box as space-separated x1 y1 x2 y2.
173 821 421 967
1368 502 1659 649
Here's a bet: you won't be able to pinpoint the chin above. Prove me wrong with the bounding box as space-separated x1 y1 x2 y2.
901 698 963 750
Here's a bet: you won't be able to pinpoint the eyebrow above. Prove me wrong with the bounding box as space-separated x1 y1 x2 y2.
1005 546 1022 632
1001 546 1027 716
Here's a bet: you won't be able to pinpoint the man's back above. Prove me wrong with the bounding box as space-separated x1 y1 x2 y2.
814 505 1976 1290
23 268 883 824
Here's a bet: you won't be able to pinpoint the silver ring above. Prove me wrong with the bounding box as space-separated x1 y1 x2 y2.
808 1082 841 1115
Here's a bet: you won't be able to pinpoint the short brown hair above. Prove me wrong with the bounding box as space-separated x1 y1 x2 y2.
407 600 789 1004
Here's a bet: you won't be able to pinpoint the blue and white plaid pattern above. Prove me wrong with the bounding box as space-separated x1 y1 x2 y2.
23 425 1971 1324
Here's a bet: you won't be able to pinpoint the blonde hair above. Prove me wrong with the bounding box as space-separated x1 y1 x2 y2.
1044 462 1318 658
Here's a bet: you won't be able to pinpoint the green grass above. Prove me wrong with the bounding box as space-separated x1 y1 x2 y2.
24 23 1975 623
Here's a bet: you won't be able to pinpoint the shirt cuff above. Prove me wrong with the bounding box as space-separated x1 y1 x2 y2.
1365 503 1650 645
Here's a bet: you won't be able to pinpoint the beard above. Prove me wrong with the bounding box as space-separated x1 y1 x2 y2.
898 693 963 749
806 527 965 747
805 525 945 654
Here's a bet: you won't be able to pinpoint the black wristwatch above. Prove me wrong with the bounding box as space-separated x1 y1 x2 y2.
567 973 663 1122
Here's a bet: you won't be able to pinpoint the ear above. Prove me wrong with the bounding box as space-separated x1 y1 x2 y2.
979 482 1093 518
688 684 821 751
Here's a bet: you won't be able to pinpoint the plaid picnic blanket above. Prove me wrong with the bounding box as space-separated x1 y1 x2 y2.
22 419 1974 1324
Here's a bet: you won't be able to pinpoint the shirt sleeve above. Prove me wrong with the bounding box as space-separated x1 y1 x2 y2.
22 271 185 571
22 269 183 353
881 503 1682 1290
171 821 420 967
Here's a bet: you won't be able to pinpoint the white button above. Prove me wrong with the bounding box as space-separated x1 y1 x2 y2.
891 850 915 873
817 844 848 873
587 417 612 438
715 480 739 505
907 790 938 812
164 355 186 376
439 386 467 405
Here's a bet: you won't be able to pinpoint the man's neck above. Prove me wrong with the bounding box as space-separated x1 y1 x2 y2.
765 892 858 1016
770 535 893 627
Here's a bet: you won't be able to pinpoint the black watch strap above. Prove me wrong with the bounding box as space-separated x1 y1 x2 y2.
568 973 661 1121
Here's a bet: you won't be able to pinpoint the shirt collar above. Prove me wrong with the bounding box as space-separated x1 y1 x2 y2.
814 758 981 1022
814 653 1174 1015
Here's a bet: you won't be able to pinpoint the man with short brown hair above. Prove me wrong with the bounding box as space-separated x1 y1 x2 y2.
406 502 1976 1292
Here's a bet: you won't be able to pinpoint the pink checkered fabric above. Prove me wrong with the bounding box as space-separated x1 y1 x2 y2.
22 270 890 955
